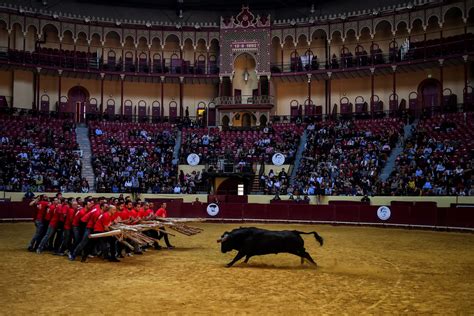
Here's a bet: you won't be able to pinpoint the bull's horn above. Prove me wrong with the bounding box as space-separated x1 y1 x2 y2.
217 238 222 243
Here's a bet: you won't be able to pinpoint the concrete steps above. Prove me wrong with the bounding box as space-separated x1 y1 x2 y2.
379 120 418 182
76 126 96 192
289 129 308 186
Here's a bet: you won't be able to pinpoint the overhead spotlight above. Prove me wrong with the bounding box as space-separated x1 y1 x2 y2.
290 19 296 26
42 0 47 6
84 17 90 23
407 2 414 9
179 9 183 19
53 13 58 19
19 7 24 13
116 20 121 26
372 10 379 16
146 22 151 27
310 4 315 14
194 23 200 29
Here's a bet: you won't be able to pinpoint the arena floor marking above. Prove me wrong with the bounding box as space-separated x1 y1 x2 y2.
366 255 403 311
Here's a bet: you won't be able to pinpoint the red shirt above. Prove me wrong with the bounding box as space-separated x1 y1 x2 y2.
86 208 103 229
138 208 153 218
93 212 112 232
145 208 154 217
81 206 99 224
118 208 130 221
72 207 87 227
44 204 56 221
155 207 167 218
35 201 49 221
59 204 69 223
49 206 62 228
63 207 76 230
127 208 138 219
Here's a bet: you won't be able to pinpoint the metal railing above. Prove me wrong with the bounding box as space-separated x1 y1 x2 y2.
270 37 474 74
3 48 220 75
214 95 275 105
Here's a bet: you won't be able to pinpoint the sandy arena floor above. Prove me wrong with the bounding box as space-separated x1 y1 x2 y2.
0 222 473 314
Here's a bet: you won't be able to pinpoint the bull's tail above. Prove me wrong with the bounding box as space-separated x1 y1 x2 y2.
295 231 324 246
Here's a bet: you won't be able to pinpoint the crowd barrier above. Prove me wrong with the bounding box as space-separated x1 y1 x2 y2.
1 200 473 230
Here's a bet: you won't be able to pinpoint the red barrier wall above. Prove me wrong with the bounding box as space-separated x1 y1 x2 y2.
2 200 473 230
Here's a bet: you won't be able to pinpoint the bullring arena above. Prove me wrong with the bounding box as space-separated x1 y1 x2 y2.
0 221 473 314
1 0 474 313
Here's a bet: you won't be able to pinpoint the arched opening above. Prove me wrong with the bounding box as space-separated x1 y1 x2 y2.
68 86 90 123
242 113 251 127
231 111 256 127
259 114 268 126
418 78 442 114
232 52 257 102
222 115 230 127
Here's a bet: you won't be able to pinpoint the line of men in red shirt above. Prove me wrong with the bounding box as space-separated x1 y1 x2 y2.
29 193 173 263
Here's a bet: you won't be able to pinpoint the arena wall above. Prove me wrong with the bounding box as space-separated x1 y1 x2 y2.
2 191 473 207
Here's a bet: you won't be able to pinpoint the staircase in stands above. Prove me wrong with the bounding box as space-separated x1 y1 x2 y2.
289 129 308 186
76 125 96 192
379 119 419 182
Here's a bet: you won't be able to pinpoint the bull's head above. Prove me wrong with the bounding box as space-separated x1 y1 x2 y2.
217 231 232 253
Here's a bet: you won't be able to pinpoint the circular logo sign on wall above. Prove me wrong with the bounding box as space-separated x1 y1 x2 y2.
206 203 220 216
377 206 391 221
187 153 200 166
272 153 285 166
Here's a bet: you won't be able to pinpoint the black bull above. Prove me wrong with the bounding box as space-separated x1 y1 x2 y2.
217 227 324 267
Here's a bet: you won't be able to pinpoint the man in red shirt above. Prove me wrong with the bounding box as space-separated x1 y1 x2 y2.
155 203 174 249
36 198 60 253
56 200 78 255
69 201 105 261
71 199 92 250
52 199 69 252
81 205 119 262
28 195 50 251
138 202 154 219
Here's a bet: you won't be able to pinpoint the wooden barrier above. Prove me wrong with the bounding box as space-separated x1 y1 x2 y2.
2 199 473 230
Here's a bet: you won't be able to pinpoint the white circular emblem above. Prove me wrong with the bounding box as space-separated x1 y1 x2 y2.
377 206 391 221
206 203 220 216
187 153 200 166
272 153 285 166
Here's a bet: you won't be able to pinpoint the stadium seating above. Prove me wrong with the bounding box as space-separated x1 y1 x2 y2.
0 114 81 192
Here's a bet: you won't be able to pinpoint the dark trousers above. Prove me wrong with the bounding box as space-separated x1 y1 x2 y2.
52 222 64 251
72 223 86 250
37 226 56 252
72 227 92 257
29 220 45 249
82 235 117 261
57 229 72 253
157 227 173 247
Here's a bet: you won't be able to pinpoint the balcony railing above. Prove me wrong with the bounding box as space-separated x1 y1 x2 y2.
214 95 275 105
0 48 220 75
270 36 474 74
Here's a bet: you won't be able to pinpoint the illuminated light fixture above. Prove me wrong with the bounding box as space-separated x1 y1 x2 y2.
243 54 249 84
310 4 315 14
146 22 151 27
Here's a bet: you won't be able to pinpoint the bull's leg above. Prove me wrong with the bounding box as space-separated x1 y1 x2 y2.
244 255 253 263
226 251 246 267
302 251 317 266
